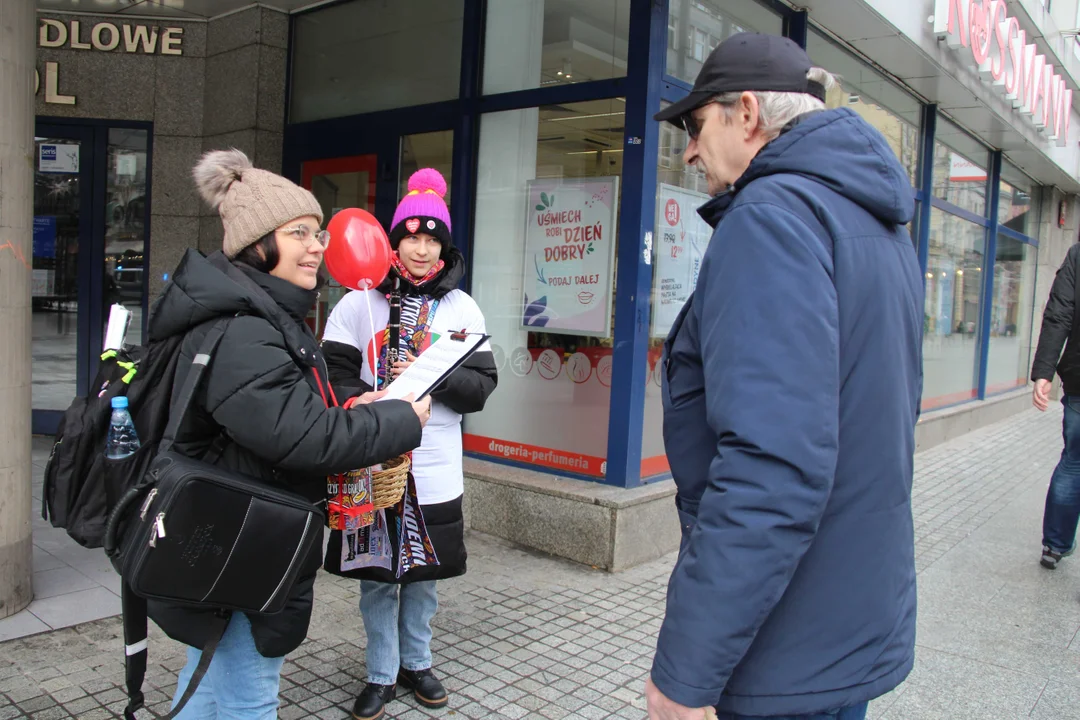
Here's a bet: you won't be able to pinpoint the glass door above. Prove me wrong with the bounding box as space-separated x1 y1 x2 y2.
302 154 379 336
300 130 454 338
104 128 150 347
32 123 151 435
32 127 92 434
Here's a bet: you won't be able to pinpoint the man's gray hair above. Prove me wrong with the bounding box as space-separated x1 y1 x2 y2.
714 67 838 139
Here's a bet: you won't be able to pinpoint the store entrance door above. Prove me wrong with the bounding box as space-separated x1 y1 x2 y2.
32 121 151 435
302 153 378 335
299 130 453 337
32 126 93 435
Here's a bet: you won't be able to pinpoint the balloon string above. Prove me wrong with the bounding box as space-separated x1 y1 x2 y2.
363 285 377 386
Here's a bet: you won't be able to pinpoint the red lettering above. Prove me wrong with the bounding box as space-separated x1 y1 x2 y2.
988 0 1007 80
1049 76 1066 139
1062 88 1073 145
969 0 991 65
1015 39 1037 112
1000 17 1020 93
944 0 969 48
1033 62 1053 128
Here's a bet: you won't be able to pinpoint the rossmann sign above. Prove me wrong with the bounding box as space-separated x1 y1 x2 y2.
934 0 1073 146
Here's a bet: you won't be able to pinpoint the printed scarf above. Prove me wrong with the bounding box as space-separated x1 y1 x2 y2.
391 254 445 287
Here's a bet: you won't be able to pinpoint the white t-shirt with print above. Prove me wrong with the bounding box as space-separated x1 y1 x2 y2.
322 288 488 505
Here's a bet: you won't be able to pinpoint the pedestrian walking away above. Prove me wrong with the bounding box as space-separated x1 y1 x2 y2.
1030 240 1080 569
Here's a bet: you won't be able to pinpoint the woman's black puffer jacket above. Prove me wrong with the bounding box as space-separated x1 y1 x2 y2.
144 249 423 657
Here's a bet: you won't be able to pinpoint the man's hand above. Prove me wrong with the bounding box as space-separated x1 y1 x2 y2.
392 350 418 379
645 678 710 720
1034 379 1052 412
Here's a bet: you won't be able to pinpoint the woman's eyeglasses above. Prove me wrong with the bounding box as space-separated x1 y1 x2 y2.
280 224 330 249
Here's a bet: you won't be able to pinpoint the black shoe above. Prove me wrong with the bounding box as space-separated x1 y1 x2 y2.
351 683 396 720
397 667 448 709
1041 544 1076 569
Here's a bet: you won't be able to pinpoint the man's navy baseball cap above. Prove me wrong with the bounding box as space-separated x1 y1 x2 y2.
654 32 826 126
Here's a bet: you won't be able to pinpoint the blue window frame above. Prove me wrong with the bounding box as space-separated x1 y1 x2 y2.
282 0 1043 488
655 8 1042 420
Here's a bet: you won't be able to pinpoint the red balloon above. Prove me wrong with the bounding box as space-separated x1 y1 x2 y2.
324 208 392 291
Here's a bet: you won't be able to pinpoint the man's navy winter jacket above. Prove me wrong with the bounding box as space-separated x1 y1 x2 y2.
653 107 924 715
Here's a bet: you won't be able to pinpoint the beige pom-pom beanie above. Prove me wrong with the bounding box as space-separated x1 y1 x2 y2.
192 148 324 258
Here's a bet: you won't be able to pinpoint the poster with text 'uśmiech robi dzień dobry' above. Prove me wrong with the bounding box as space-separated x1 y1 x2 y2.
521 177 618 337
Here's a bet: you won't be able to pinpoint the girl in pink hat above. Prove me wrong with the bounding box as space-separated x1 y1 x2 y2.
321 168 497 719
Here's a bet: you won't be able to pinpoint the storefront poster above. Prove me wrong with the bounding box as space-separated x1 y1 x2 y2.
652 184 712 337
33 216 56 258
39 143 79 174
32 269 55 297
521 177 618 337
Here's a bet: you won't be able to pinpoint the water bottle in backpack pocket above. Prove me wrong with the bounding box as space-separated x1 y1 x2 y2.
106 397 141 459
102 395 159 541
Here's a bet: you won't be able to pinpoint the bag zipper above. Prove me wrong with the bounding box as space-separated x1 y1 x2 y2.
260 512 314 612
129 459 322 581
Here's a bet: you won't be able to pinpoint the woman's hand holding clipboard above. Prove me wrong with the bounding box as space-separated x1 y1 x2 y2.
377 332 490 402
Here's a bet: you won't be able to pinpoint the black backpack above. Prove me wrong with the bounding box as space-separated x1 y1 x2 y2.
41 333 185 548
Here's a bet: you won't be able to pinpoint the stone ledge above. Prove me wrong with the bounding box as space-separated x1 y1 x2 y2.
463 458 676 508
916 387 1030 452
463 459 679 572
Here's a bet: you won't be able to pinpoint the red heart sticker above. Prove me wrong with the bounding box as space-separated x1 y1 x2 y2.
406 218 421 234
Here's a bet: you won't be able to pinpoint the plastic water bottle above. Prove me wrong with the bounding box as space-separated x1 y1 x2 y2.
105 396 141 460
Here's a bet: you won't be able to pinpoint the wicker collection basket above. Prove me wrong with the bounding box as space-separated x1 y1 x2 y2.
370 454 410 510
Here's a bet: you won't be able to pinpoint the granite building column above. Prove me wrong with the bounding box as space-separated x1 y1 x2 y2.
0 0 37 619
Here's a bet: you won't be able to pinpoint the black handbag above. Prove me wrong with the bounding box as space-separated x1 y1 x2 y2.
102 319 324 719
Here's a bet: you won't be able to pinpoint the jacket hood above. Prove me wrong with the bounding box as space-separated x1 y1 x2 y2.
148 250 317 358
699 108 915 228
377 245 466 299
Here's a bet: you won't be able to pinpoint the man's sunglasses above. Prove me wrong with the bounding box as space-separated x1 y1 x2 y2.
679 100 721 140
680 110 704 140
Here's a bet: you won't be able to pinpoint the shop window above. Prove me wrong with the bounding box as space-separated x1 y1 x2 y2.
693 29 709 61
290 0 464 122
104 128 149 347
932 117 990 217
465 99 625 477
999 162 1040 236
399 131 454 206
666 0 783 85
642 100 713 477
483 0 630 95
986 237 1038 394
807 30 922 187
923 208 987 410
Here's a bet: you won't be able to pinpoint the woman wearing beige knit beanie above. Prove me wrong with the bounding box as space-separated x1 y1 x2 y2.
145 148 431 719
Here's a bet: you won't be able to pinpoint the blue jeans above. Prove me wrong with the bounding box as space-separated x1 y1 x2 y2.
715 702 868 720
1043 396 1080 554
359 580 439 685
171 613 285 719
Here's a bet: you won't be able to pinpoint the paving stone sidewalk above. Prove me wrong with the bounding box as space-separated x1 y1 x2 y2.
2 406 1079 719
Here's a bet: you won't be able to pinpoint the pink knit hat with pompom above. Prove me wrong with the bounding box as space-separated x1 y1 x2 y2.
389 168 452 251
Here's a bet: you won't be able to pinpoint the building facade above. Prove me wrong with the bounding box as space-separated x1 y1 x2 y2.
27 0 1080 518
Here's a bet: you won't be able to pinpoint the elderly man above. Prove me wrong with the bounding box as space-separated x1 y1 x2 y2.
645 33 923 720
